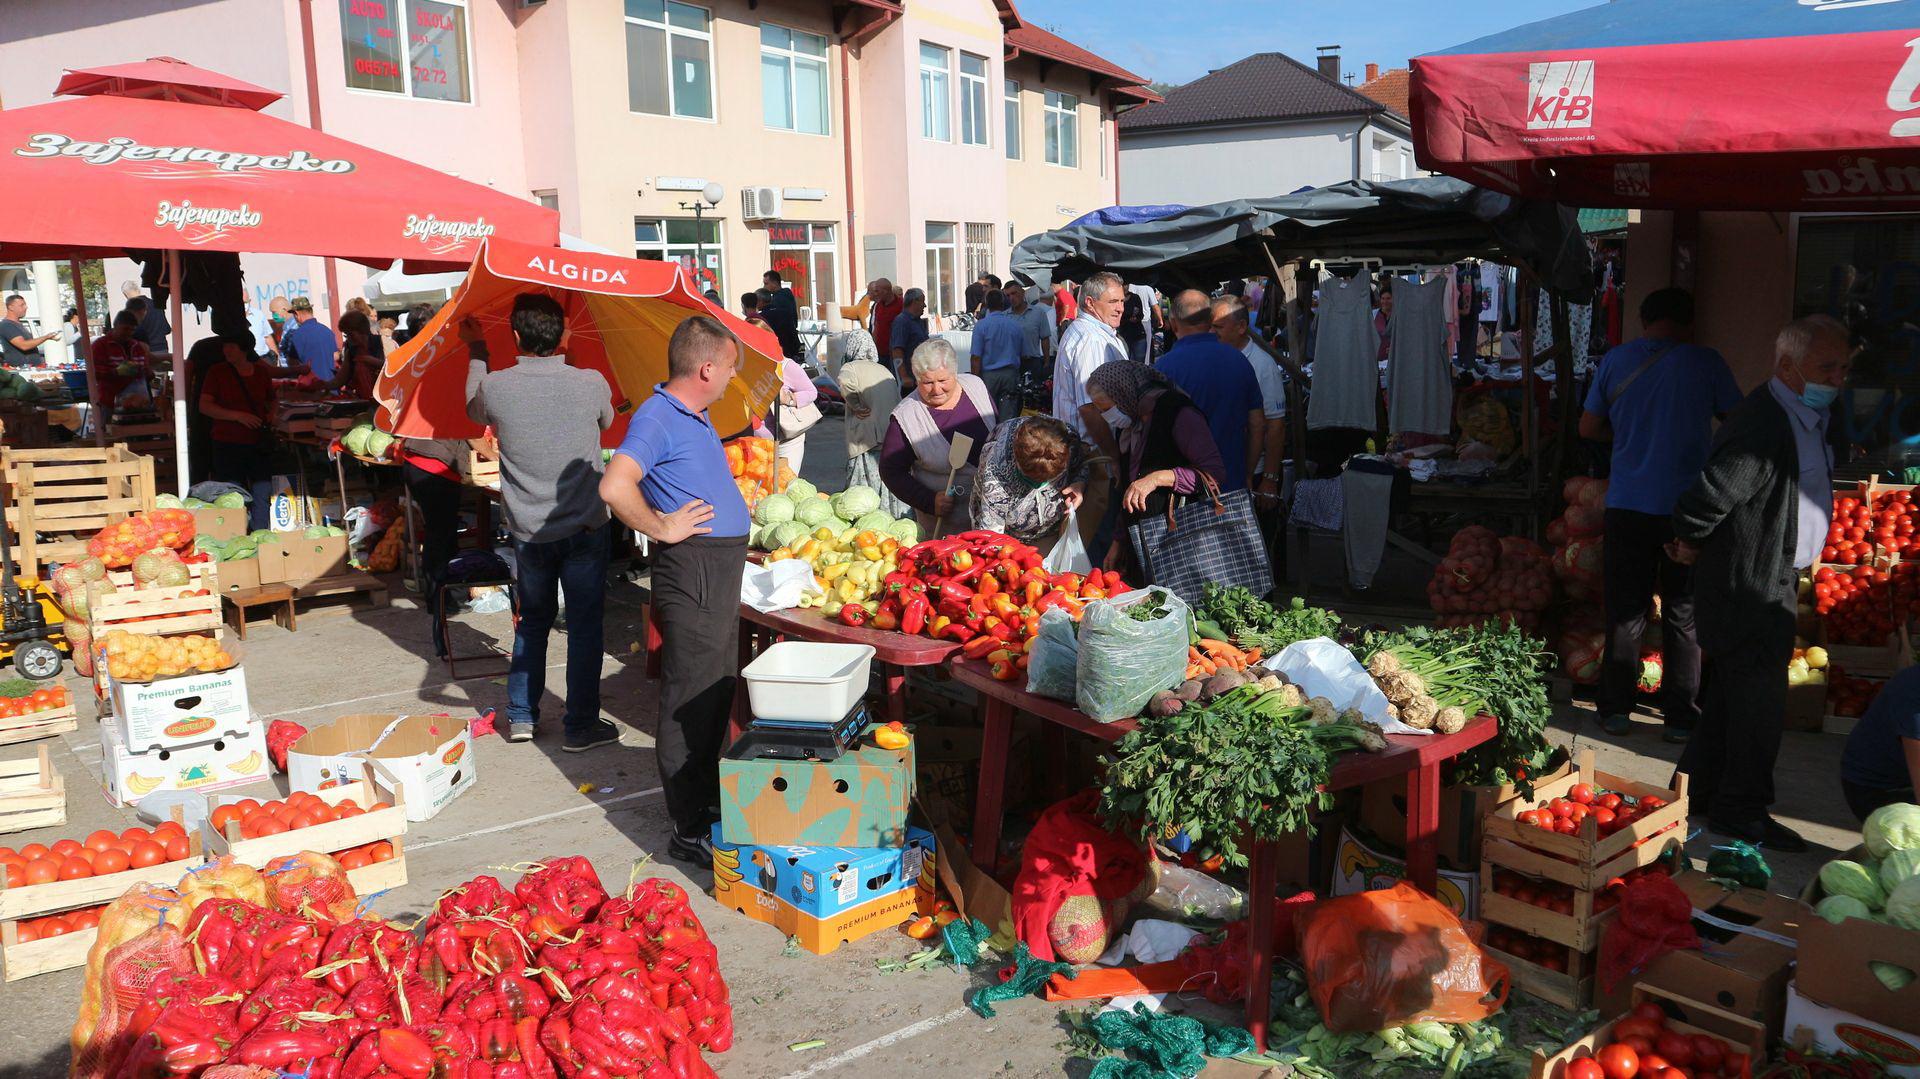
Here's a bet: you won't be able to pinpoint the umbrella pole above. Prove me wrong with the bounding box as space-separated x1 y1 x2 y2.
71 258 105 448
168 248 189 495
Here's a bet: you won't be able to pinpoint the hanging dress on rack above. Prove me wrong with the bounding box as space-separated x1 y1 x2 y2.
1387 272 1454 437
1306 272 1380 432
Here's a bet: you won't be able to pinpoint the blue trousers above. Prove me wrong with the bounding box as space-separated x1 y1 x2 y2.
508 522 610 734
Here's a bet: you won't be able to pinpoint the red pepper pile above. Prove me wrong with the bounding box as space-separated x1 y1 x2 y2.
873 531 1127 674
91 857 731 1079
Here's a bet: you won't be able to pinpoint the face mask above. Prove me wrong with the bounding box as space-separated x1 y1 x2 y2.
1102 406 1128 429
1017 469 1051 491
1790 360 1840 410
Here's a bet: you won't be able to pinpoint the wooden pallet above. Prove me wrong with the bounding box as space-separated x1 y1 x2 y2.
1480 749 1689 891
203 761 408 898
90 562 223 637
1 445 157 577
0 702 77 748
0 747 64 835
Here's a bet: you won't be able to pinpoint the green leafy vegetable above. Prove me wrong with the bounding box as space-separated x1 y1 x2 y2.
1194 585 1343 654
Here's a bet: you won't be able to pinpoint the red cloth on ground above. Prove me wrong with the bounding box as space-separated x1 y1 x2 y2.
1598 872 1699 992
1011 790 1148 963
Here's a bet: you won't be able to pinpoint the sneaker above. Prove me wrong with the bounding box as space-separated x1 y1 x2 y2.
1598 713 1633 736
562 718 621 754
506 721 535 743
1709 815 1808 853
668 828 715 864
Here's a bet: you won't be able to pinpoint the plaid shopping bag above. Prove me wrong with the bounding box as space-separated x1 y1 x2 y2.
1127 474 1272 607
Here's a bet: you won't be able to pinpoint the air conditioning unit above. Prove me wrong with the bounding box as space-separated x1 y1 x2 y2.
741 186 783 223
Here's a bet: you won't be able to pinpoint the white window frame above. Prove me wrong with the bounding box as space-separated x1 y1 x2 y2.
1004 78 1021 161
341 0 475 105
925 222 957 316
1044 89 1079 168
919 43 952 142
625 0 716 122
760 23 830 136
958 52 989 147
635 216 725 293
768 222 840 321
1099 114 1107 177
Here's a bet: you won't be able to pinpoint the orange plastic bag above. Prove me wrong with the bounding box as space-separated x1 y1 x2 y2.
1295 883 1509 1033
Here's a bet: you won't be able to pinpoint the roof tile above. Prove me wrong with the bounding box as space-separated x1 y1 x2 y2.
1118 51 1388 132
1358 67 1410 117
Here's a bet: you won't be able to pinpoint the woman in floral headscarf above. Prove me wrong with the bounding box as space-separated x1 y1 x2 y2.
834 329 911 518
1086 359 1224 571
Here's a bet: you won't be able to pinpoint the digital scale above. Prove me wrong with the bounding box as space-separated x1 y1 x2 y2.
729 702 872 763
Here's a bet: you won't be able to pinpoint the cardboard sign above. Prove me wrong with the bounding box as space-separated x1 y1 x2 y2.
286 713 475 822
101 715 268 807
111 663 253 754
709 824 936 954
1330 823 1479 920
1786 982 1920 1076
190 507 247 543
718 729 913 848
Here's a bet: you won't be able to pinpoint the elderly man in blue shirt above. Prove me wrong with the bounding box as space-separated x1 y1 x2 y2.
970 286 1027 422
1152 289 1264 491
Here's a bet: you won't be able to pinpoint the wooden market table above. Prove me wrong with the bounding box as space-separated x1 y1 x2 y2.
948 657 1497 1051
726 605 960 735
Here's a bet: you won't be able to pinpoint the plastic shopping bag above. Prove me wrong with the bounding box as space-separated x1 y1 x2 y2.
1295 883 1509 1032
1075 587 1188 722
1043 510 1093 576
1024 607 1080 701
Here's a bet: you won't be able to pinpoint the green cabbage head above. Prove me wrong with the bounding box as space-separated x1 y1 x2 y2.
1881 848 1920 894
1820 859 1888 909
784 477 818 501
753 493 795 526
831 485 880 521
1816 894 1874 925
1872 961 1916 991
1887 876 1920 931
792 499 836 528
1864 802 1920 861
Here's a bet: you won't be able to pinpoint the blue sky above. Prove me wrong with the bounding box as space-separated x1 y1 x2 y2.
1015 0 1602 87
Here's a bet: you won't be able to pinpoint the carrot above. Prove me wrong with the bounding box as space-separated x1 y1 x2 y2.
1243 648 1262 665
1185 663 1207 680
1196 639 1242 658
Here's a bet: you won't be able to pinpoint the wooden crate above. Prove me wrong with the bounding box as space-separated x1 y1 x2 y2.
459 447 499 488
0 808 200 923
0 747 63 835
0 919 95 981
1480 749 1688 891
202 761 408 898
1531 984 1767 1078
90 562 223 637
1484 936 1594 1010
1 445 157 577
0 701 77 748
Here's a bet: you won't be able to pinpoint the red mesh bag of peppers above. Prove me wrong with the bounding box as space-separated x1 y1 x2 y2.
871 530 1127 678
70 852 733 1079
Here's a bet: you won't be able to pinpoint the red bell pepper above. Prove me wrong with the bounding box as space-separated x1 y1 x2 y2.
836 604 869 627
900 593 931 635
514 857 608 938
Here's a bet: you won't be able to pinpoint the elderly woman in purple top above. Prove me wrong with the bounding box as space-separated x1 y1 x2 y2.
879 337 995 536
1086 360 1226 574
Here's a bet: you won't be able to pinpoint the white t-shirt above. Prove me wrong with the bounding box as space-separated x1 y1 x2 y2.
1242 341 1288 420
1053 315 1129 437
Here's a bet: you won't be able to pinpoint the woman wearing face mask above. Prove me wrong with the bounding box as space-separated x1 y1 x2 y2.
969 415 1088 550
879 338 995 536
1086 360 1225 575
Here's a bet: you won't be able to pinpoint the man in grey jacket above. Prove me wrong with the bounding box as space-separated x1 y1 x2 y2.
462 294 619 751
1668 314 1852 852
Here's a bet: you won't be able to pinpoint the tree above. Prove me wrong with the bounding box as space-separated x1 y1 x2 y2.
55 260 108 330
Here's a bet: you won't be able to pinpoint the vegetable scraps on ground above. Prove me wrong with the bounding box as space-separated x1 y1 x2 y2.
69 851 733 1079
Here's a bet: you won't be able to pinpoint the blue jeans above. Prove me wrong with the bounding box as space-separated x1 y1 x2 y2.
508 522 610 734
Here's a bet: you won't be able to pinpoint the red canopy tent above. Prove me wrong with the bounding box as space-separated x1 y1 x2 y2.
0 57 560 489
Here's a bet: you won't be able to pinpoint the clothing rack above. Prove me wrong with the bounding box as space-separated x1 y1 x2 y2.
1310 257 1381 273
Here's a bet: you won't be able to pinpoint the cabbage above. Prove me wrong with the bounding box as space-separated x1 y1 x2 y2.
1864 803 1920 861
853 511 895 533
784 477 817 501
832 485 881 521
182 497 207 509
194 536 226 557
304 526 332 539
793 499 836 528
1820 859 1888 909
155 494 183 510
1882 848 1920 894
887 518 920 545
249 529 275 542
1888 876 1920 931
365 430 395 456
753 493 796 526
342 424 376 457
1816 894 1874 925
769 522 811 550
220 538 258 561
214 492 247 509
1873 962 1915 991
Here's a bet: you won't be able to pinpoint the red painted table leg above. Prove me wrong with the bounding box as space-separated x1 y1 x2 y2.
884 663 908 726
970 695 1015 873
1244 835 1280 1052
1405 760 1441 893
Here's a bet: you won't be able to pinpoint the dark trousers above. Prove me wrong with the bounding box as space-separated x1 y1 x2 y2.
508 522 610 734
403 462 462 656
1678 606 1795 824
651 533 748 835
1844 778 1916 823
982 367 1020 423
210 439 275 532
1599 509 1701 726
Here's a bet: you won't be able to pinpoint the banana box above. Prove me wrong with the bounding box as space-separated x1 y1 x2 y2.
710 824 937 954
1331 823 1480 919
718 728 914 848
110 662 253 754
101 713 269 807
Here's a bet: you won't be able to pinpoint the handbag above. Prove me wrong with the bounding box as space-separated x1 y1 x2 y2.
1127 473 1272 607
770 393 822 441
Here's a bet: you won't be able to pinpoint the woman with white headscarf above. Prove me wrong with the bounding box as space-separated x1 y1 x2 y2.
879 338 995 536
835 329 910 518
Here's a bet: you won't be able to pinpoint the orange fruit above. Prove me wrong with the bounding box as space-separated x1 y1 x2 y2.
127 841 166 868
91 848 129 875
83 831 119 852
24 858 59 884
57 857 91 881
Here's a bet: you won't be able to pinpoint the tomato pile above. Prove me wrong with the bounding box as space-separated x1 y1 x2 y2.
1562 1001 1752 1078
1822 493 1878 566
1869 488 1918 556
12 902 103 943
1487 864 1671 918
1425 526 1558 633
1811 565 1896 646
0 682 68 718
0 821 191 886
213 792 391 842
1826 666 1884 718
1482 925 1582 973
1513 782 1669 837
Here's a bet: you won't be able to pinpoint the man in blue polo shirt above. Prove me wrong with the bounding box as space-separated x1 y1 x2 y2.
970 286 1026 422
601 315 750 865
1153 289 1264 490
279 296 340 384
1579 287 1742 741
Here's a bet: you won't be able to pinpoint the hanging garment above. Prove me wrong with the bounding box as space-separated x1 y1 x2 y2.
1533 289 1592 360
1306 274 1379 432
1387 274 1453 437
1478 263 1502 323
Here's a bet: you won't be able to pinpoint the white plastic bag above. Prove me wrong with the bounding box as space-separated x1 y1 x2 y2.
1265 637 1431 737
1043 510 1093 576
740 558 821 613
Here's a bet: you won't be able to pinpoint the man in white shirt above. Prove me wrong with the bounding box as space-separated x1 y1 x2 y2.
1053 271 1129 551
1214 297 1286 508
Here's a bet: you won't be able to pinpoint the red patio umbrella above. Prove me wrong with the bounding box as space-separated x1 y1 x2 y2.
1410 1 1920 211
52 56 286 111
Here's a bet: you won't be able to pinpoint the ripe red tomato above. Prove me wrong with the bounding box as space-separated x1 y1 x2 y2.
1551 798 1575 818
1640 795 1668 812
1569 783 1595 804
1598 793 1623 810
1689 1035 1724 1073
1555 817 1580 834
1655 1031 1695 1066
1723 1051 1750 1077
1640 1054 1671 1073
1568 1059 1606 1079
1596 1043 1639 1079
1611 1018 1658 1043
1632 1002 1667 1025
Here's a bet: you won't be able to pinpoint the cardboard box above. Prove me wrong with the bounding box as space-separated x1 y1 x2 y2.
1330 823 1479 920
1360 752 1573 871
1786 981 1920 1076
101 715 268 807
933 819 1012 938
215 556 261 593
1593 871 1800 1039
191 507 247 543
718 728 914 848
287 714 475 823
709 824 936 954
1784 680 1829 732
267 534 349 586
1797 843 1920 1034
110 662 252 754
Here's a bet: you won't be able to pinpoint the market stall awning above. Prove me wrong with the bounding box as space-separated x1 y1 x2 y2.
1010 176 1591 299
377 238 784 446
0 59 557 268
1411 0 1920 211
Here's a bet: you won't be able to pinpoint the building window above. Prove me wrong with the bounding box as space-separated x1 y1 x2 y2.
1004 79 1021 160
768 222 838 321
958 52 989 147
964 223 995 285
626 0 714 120
534 189 559 211
919 43 951 142
761 25 829 135
340 0 472 102
1044 89 1078 167
636 217 723 293
925 222 957 315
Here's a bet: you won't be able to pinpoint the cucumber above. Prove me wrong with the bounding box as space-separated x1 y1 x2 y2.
1194 618 1232 642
